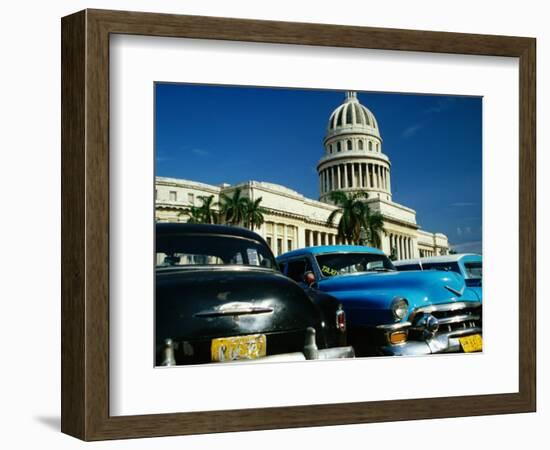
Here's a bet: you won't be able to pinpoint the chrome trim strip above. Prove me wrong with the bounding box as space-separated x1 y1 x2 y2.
376 321 412 331
195 306 274 318
446 327 482 338
437 314 481 326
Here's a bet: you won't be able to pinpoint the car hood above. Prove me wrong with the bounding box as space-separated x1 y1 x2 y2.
156 267 322 343
316 270 477 325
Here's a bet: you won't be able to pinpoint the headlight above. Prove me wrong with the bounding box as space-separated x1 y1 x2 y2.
391 297 409 321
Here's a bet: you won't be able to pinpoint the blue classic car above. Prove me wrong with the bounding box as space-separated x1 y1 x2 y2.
393 254 482 300
277 246 482 356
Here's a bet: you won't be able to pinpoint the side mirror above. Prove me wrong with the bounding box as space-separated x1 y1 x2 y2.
304 271 316 287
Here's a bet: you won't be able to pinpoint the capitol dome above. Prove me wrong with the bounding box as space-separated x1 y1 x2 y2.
318 91 392 204
326 91 381 139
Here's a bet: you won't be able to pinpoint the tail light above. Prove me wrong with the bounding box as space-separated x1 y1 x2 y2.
336 306 346 332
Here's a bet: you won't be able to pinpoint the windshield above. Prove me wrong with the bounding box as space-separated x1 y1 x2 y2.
315 252 395 277
464 261 482 279
156 233 277 269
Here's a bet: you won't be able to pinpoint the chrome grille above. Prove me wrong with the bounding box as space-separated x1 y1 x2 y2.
410 302 482 336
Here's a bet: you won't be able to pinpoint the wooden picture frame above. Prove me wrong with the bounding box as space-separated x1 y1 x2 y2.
61 9 536 441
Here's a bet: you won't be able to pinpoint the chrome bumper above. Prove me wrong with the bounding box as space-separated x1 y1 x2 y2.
379 327 482 356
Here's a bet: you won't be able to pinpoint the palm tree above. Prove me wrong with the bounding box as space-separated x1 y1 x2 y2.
244 197 267 231
197 195 218 224
364 207 385 249
218 188 249 226
179 205 203 223
326 191 369 244
326 191 385 247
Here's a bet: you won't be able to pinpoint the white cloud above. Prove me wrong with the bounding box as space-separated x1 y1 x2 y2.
402 122 424 138
191 148 210 157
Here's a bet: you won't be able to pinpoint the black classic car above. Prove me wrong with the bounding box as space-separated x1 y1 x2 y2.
155 223 354 366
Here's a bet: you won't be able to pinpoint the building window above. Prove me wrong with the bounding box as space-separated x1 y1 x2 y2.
277 238 283 256
347 140 352 150
358 140 364 150
368 141 372 151
376 142 380 152
287 240 292 251
169 191 177 201
188 193 194 204
155 189 158 200
266 236 272 249
337 142 341 152
329 144 333 154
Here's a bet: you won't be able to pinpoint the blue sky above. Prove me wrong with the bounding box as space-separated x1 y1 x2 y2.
155 83 482 253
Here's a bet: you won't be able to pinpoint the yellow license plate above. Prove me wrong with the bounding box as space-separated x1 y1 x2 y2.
211 334 267 362
459 334 483 353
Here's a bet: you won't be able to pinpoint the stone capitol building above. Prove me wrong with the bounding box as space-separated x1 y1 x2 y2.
155 91 449 259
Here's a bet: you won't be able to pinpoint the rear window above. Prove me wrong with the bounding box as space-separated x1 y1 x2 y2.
156 232 276 269
422 262 461 274
464 261 482 279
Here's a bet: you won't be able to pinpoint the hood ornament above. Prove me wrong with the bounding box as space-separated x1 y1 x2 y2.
444 285 464 297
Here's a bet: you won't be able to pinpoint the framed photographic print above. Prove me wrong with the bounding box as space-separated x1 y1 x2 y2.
61 9 536 441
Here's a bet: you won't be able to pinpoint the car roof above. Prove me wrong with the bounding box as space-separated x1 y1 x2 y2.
277 245 385 260
393 253 482 266
156 222 265 242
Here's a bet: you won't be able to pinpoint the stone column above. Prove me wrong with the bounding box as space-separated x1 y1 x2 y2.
365 163 372 188
344 164 348 188
297 226 305 249
358 163 363 188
